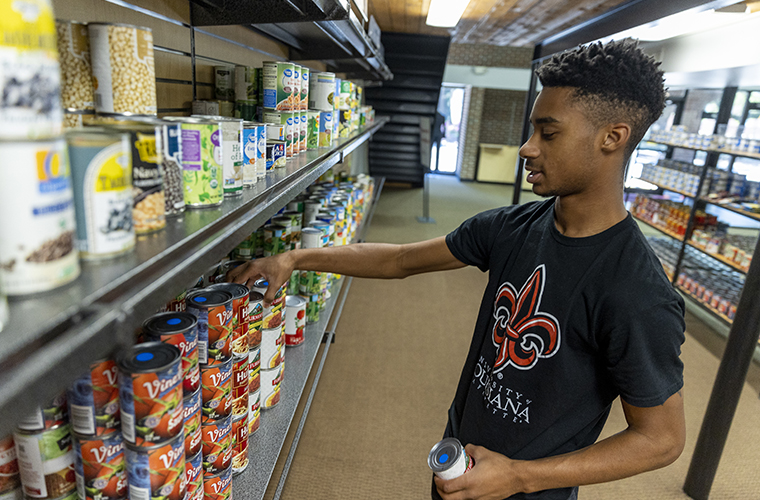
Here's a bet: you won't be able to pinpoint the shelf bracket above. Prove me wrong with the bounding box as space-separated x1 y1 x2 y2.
322 331 336 343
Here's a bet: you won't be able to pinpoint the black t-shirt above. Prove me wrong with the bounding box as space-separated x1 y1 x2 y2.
441 198 685 500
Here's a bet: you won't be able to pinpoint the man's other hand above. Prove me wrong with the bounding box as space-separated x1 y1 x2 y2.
434 444 522 500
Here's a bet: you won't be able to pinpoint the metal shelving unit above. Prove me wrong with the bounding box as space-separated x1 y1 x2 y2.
0 118 388 438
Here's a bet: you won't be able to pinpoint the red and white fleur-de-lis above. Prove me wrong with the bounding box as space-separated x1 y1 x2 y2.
492 265 561 372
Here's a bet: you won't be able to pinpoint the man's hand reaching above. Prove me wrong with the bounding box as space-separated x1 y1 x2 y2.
227 253 295 305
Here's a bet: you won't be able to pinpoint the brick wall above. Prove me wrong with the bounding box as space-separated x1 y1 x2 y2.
479 89 526 146
447 44 533 68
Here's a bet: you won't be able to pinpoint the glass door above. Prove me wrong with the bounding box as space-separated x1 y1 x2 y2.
431 84 466 174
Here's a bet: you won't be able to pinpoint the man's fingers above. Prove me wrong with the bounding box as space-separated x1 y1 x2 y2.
465 443 485 460
433 474 468 498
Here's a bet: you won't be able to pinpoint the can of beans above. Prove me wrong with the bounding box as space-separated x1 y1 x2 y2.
201 415 232 474
157 120 185 216
72 430 127 500
248 390 260 435
174 118 224 208
56 21 95 114
0 436 20 495
183 389 202 457
200 358 232 422
284 296 306 346
17 394 68 432
143 312 201 394
185 450 203 500
124 432 185 500
230 413 248 475
248 347 261 394
208 283 250 358
261 364 283 410
428 437 475 480
247 292 263 348
66 358 120 436
88 23 157 115
13 424 76 499
0 139 79 296
202 465 231 500
302 294 320 324
266 140 286 170
117 342 184 446
187 290 234 365
260 327 282 370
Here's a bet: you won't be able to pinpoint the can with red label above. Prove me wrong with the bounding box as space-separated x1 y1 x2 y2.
0 436 20 495
200 358 232 422
124 432 186 500
248 347 260 393
143 312 201 394
73 431 128 500
248 391 260 435
260 327 283 370
184 450 203 500
252 279 286 330
208 283 250 357
183 389 202 457
117 342 184 446
187 290 234 365
17 394 68 432
230 414 249 475
231 357 249 419
248 291 264 348
284 295 306 346
14 424 76 499
66 359 120 437
201 415 232 474
261 364 283 410
203 465 231 500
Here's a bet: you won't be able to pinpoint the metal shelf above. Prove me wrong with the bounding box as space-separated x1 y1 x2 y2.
636 177 696 199
645 139 760 161
632 214 685 241
0 117 388 438
686 241 748 275
701 198 760 223
190 0 350 26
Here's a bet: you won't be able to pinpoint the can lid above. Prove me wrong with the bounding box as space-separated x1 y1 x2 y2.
285 295 306 307
143 312 198 336
249 291 264 302
187 290 233 308
301 227 322 235
118 341 180 374
252 278 269 289
208 283 250 300
428 438 464 473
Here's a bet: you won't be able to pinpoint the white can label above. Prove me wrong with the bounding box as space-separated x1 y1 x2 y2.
14 434 47 497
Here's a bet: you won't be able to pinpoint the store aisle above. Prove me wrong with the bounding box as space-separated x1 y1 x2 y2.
279 175 760 499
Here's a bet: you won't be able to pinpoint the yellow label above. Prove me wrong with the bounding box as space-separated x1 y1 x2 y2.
94 152 130 192
135 28 153 64
1 0 57 52
134 133 159 164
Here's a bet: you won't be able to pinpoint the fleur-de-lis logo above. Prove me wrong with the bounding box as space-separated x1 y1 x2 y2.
492 265 561 372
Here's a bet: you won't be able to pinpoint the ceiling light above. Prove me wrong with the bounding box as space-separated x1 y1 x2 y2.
426 0 471 27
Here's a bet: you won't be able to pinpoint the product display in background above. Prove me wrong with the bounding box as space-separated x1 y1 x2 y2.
649 126 760 156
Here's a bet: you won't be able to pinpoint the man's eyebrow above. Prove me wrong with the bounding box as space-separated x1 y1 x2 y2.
532 116 560 125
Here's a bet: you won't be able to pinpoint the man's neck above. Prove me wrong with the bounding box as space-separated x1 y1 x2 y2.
553 189 628 238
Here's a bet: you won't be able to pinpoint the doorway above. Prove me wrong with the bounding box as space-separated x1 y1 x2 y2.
431 84 466 174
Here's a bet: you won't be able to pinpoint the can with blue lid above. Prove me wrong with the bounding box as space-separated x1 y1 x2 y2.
428 437 474 480
143 312 200 394
186 290 234 365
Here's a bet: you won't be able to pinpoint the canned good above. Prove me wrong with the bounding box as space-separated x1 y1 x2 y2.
234 66 258 102
160 120 185 216
0 139 79 295
241 123 262 185
124 433 185 500
187 290 234 365
200 358 232 421
230 356 249 419
194 116 243 197
230 414 248 475
303 294 320 324
266 140 286 170
260 327 282 369
207 283 250 358
252 279 286 328
263 224 288 257
17 394 68 432
88 23 156 115
73 431 127 500
185 450 203 500
200 415 232 474
309 72 336 112
303 201 321 225
248 292 263 348
292 65 301 112
299 111 307 153
248 347 260 394
0 436 20 495
183 389 202 457
338 109 351 138
263 61 295 112
143 312 201 394
14 424 76 499
248 390 260 435
214 66 234 101
192 100 219 116
300 67 309 111
117 342 184 446
285 295 307 346
307 111 320 150
235 99 257 122
177 118 224 208
66 359 120 436
263 111 294 157
56 21 94 113
261 364 283 410
266 123 284 141
428 437 474 480
202 465 231 500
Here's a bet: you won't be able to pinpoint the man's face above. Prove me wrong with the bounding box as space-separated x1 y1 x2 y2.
519 87 602 198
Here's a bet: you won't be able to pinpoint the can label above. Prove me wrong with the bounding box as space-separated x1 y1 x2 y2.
73 432 128 500
285 297 306 346
67 359 120 436
292 66 301 112
309 73 336 112
0 436 20 494
261 365 283 410
200 359 232 421
147 326 200 395
220 120 243 195
255 124 266 178
119 362 184 446
183 389 202 457
262 62 277 110
129 128 165 234
304 294 320 324
260 327 282 369
307 111 320 150
299 112 307 153
180 122 224 207
162 122 185 216
230 294 250 358
300 68 309 111
263 225 287 257
242 126 258 186
200 416 232 474
203 466 231 500
248 347 260 394
18 393 68 432
248 390 260 435
265 141 285 170
231 357 249 418
125 435 186 500
185 451 203 500
188 302 233 365
231 414 249 474
214 66 234 101
14 425 76 499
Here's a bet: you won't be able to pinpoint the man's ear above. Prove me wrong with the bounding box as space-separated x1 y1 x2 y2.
601 123 631 154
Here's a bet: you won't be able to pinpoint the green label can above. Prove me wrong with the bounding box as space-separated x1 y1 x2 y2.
300 67 309 111
179 119 224 208
302 294 320 324
318 111 333 148
262 61 295 112
234 66 258 102
263 224 287 256
299 111 307 153
307 111 319 150
14 424 76 499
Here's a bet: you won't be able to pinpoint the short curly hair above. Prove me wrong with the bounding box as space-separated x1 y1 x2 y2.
536 39 666 158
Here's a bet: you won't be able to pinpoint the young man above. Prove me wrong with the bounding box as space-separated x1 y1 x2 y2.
229 39 686 499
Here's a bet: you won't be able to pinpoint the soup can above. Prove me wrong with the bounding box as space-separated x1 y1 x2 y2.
230 357 249 419
266 123 284 141
184 450 203 500
309 72 335 112
300 67 309 111
124 433 185 500
202 465 231 500
263 61 295 112
183 389 202 457
302 294 320 324
143 312 201 394
17 394 68 432
214 66 234 101
230 413 248 475
261 365 283 410
186 290 234 365
14 424 76 499
252 279 286 328
0 436 20 495
248 292 264 348
292 65 301 112
207 283 250 358
88 23 156 115
66 358 120 436
248 390 260 435
200 415 232 474
193 116 243 197
66 129 135 259
284 295 307 346
248 347 260 394
177 118 224 208
56 21 95 114
0 139 79 296
266 140 286 170
117 342 183 446
428 437 474 480
260 328 282 369
200 358 232 422
72 431 127 500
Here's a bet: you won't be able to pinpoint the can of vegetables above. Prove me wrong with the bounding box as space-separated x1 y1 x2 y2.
187 290 234 366
202 465 231 500
184 450 203 500
67 358 120 437
183 389 202 457
124 432 185 500
200 416 232 474
72 431 128 500
200 358 232 422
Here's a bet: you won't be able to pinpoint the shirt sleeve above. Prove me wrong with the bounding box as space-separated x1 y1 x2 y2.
445 208 502 272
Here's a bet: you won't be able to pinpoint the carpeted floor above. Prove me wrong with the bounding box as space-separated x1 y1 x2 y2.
275 174 760 500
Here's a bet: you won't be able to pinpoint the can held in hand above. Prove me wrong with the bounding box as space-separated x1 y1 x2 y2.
0 436 20 495
200 415 231 474
117 342 184 446
88 23 157 115
248 346 260 394
284 295 306 346
183 389 202 457
187 290 233 365
178 119 224 208
14 424 76 499
247 390 260 435
266 140 286 170
67 358 120 436
202 465 231 500
143 312 200 395
124 432 185 500
231 414 248 475
428 437 475 480
185 450 203 500
0 139 79 296
252 279 286 329
230 357 249 419
73 431 127 500
208 283 250 358
56 21 95 113
261 364 283 410
200 358 232 422
17 394 68 432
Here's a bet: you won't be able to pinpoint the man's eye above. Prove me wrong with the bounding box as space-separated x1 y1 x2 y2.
542 133 555 140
